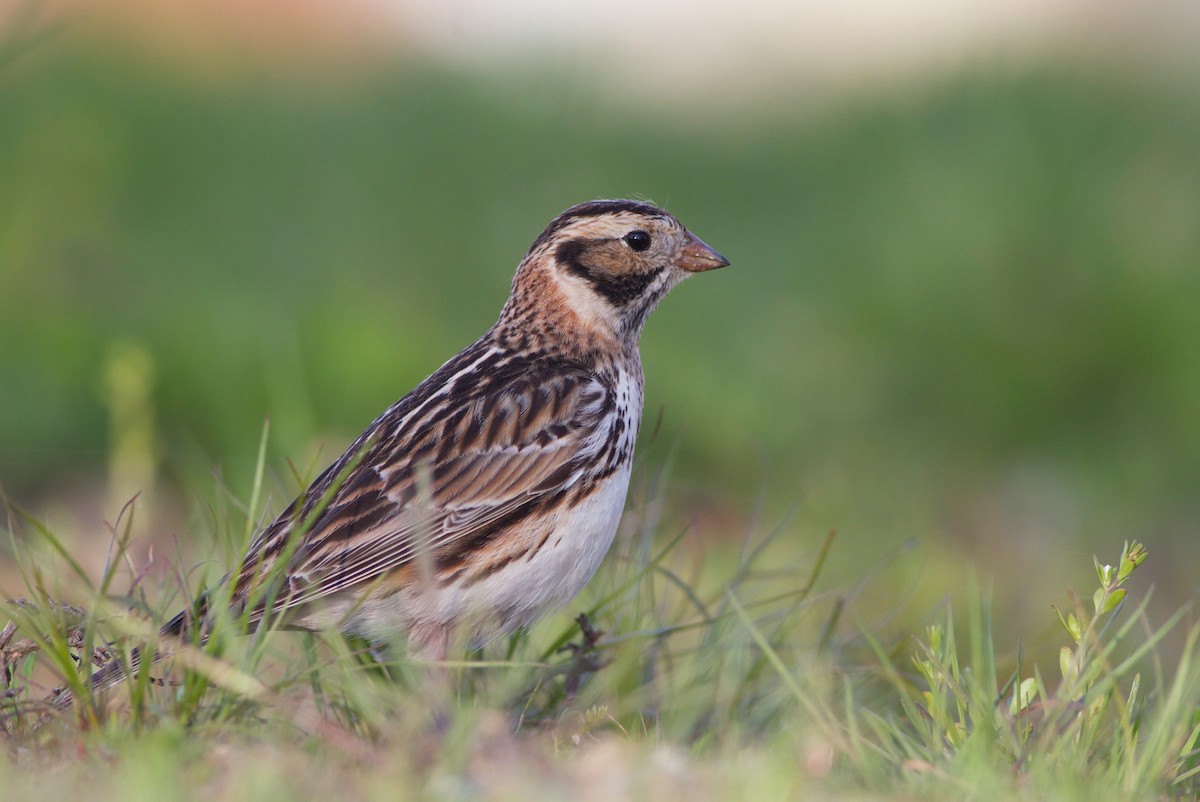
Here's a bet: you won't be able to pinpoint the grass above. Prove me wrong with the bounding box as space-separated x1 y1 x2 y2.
3 462 1199 799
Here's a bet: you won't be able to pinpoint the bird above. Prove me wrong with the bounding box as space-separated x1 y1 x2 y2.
48 198 729 714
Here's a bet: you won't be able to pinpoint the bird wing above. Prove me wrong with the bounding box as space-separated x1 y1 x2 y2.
233 362 615 617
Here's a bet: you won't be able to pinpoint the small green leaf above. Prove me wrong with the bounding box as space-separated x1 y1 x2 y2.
1053 605 1083 642
1119 541 1148 581
927 625 942 653
1009 676 1040 714
1099 588 1126 616
1053 604 1068 633
1060 646 1077 683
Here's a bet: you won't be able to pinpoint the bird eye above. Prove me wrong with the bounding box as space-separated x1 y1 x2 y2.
623 230 652 252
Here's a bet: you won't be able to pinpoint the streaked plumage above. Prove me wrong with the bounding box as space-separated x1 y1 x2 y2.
53 198 728 711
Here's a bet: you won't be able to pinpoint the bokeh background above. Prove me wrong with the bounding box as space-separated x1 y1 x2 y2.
2 0 1198 662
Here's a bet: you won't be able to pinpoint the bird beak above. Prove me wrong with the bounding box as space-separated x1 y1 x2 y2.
677 232 730 272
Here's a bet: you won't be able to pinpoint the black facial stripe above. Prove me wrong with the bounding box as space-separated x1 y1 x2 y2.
592 270 663 307
528 199 672 255
556 239 663 307
556 238 592 282
621 279 671 336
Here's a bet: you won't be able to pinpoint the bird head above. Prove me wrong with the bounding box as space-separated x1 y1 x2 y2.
505 199 729 345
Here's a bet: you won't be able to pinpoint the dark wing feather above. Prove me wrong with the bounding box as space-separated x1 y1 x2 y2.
232 351 612 617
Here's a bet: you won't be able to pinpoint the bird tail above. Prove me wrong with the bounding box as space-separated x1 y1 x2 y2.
44 593 209 715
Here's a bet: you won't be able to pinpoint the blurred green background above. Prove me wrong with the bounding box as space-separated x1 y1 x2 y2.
1 14 1198 659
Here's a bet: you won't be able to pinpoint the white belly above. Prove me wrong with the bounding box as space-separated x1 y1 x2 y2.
473 461 632 631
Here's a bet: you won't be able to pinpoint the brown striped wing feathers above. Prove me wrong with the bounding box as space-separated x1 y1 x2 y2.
234 365 612 614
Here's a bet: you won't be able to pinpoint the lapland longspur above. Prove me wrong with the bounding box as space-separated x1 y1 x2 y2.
53 198 728 711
